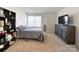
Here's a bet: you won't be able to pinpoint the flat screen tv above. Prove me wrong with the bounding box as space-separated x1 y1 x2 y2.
58 14 69 24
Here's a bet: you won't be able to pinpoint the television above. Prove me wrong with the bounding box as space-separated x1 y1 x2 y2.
58 14 69 24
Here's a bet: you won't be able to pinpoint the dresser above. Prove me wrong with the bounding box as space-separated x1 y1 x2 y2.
55 24 75 44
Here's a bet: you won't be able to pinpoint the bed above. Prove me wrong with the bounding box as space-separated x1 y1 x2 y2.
16 27 44 42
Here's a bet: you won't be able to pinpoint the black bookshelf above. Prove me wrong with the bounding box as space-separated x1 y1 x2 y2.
3 9 16 31
0 8 16 51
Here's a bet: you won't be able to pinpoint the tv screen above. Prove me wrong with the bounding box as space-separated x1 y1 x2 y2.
58 15 69 24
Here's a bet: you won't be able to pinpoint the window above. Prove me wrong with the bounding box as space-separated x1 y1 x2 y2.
27 16 42 27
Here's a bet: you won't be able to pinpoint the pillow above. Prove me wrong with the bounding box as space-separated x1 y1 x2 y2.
16 25 26 31
16 28 19 31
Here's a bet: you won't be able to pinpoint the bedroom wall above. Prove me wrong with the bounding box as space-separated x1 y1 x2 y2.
57 7 79 48
4 7 27 27
42 13 56 33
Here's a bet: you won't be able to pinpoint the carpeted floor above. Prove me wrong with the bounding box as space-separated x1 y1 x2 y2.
5 33 79 52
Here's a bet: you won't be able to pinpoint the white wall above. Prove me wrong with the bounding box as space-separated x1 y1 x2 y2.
42 13 56 33
57 7 79 48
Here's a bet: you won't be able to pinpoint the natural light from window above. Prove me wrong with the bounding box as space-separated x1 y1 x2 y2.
27 16 42 27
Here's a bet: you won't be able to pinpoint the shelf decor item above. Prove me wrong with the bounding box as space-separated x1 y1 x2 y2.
0 27 3 31
5 18 8 24
0 31 7 43
6 22 11 29
0 20 4 31
0 21 4 27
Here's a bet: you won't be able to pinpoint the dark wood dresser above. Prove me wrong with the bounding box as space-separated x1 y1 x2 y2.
55 24 75 44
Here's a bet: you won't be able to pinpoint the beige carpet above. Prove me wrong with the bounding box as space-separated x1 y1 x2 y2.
5 33 79 52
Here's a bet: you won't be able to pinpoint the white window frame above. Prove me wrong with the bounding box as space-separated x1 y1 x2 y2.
27 16 42 28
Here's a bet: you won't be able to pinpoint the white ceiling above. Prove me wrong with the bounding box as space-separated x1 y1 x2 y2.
21 7 64 13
